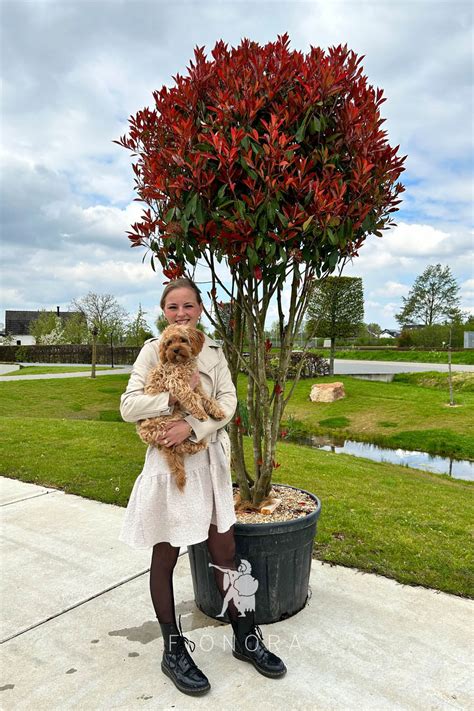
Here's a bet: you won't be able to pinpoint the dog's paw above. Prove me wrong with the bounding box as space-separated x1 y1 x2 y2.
212 408 227 420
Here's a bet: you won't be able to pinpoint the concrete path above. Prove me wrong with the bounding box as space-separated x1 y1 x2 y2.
0 367 131 382
334 359 474 375
1 477 472 710
0 364 19 375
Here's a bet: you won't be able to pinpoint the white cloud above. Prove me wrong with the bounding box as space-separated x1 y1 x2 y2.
373 281 409 298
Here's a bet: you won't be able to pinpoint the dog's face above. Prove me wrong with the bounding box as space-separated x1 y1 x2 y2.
159 324 206 364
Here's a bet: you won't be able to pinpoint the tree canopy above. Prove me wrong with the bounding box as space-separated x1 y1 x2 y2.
396 264 462 327
306 276 364 372
70 292 128 344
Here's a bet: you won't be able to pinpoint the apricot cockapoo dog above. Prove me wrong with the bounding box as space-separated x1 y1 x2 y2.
137 325 226 492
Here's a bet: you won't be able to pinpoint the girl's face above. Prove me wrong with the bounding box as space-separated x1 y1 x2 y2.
162 287 203 329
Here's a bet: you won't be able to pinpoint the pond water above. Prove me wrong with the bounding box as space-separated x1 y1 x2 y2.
294 435 473 481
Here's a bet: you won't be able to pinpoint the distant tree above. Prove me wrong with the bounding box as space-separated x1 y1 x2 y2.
124 304 154 346
366 322 382 338
62 313 89 344
29 311 64 344
354 322 382 345
1 332 15 345
155 314 169 333
396 264 461 327
70 292 128 344
306 277 364 374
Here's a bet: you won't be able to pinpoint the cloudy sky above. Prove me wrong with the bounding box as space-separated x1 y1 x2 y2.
1 0 473 333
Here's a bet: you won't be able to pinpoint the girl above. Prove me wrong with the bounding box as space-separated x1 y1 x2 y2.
119 277 286 696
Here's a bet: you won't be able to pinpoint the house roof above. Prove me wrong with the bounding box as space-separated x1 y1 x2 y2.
5 310 81 335
380 329 400 337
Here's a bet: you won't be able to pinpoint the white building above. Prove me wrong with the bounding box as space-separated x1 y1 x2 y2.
2 308 79 345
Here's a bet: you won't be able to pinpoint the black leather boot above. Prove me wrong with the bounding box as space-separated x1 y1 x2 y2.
159 615 210 696
230 612 287 678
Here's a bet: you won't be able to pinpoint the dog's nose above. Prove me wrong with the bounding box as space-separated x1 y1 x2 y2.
173 347 179 353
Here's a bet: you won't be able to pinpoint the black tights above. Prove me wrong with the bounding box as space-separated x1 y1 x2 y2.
149 523 239 627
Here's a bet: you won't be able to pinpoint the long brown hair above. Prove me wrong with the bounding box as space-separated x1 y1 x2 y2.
159 277 203 309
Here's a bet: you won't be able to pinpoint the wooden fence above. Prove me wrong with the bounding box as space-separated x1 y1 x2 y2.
0 344 142 365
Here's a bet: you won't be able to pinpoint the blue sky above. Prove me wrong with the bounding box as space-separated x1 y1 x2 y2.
1 0 472 332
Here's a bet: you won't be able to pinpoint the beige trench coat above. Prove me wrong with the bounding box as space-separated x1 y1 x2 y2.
118 334 238 548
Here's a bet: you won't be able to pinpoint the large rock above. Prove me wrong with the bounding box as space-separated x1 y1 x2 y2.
310 382 345 402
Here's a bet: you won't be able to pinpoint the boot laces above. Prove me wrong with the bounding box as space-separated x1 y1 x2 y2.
176 613 196 654
252 624 264 643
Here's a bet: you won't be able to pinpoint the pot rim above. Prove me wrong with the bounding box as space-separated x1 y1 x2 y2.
232 482 321 533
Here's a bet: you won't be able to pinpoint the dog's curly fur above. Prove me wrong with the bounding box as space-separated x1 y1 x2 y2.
137 324 226 492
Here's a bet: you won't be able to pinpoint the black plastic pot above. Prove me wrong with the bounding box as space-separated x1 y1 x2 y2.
187 484 322 624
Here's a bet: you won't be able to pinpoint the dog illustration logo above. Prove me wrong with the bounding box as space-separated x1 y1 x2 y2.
209 559 258 616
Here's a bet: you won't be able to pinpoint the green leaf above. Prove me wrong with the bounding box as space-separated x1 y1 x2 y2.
276 211 288 228
150 255 156 272
255 234 263 250
164 207 175 223
361 214 375 232
295 121 306 143
240 155 249 172
309 116 321 134
250 138 263 154
266 241 277 258
184 244 196 265
303 215 314 232
328 251 339 269
217 184 227 198
258 213 268 235
180 214 190 234
216 199 234 210
327 227 338 245
235 200 246 219
267 201 277 223
247 246 258 268
295 107 313 143
185 192 198 219
195 197 205 226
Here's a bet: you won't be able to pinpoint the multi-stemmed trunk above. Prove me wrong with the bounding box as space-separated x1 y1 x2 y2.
198 256 320 509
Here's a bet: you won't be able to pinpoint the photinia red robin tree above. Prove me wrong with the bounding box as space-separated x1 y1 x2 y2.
116 34 406 509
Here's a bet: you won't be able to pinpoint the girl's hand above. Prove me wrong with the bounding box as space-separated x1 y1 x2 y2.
158 420 193 447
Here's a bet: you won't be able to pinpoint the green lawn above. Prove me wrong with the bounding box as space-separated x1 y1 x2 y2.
1 370 472 459
236 372 474 460
310 349 474 365
0 415 472 598
0 373 473 597
1 365 120 376
0 373 126 420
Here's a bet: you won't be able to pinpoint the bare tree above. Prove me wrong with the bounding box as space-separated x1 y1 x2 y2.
70 292 128 343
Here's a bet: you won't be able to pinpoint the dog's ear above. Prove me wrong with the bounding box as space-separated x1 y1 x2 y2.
158 327 171 362
188 327 205 355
